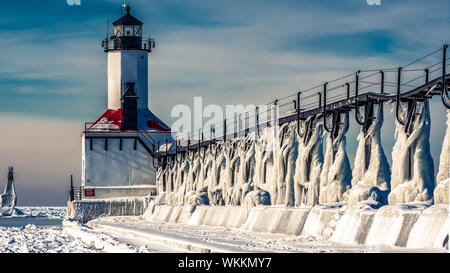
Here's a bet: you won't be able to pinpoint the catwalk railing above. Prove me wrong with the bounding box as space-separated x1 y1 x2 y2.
83 122 157 153
151 45 449 163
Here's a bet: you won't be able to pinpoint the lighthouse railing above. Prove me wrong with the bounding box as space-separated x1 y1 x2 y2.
102 36 155 52
137 125 157 152
83 122 158 153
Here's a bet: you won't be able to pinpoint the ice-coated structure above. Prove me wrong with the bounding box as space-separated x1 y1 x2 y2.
294 116 324 206
346 104 391 205
389 100 435 204
154 117 346 208
319 112 352 204
0 167 17 208
274 122 298 206
434 110 450 204
0 167 25 217
154 99 446 209
67 196 149 223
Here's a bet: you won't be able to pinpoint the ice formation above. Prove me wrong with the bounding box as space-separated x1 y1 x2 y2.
294 116 324 206
319 112 352 204
389 100 435 204
155 118 333 207
67 197 148 223
155 100 446 208
434 110 450 204
346 104 391 205
0 167 17 208
0 167 24 217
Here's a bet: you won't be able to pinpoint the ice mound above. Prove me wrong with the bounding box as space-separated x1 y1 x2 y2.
433 178 449 204
344 185 389 206
0 207 25 217
185 191 209 206
243 190 271 207
153 192 167 205
389 100 435 204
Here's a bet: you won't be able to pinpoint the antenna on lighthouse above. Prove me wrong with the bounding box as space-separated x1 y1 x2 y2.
120 3 128 15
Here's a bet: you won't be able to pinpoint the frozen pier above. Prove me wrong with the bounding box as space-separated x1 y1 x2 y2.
75 203 447 253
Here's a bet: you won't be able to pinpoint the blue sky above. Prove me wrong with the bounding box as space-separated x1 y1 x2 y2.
0 0 449 205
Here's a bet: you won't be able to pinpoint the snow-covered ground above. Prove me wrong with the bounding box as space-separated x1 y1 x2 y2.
0 207 157 253
0 224 91 253
1 206 447 252
0 222 161 253
83 215 446 253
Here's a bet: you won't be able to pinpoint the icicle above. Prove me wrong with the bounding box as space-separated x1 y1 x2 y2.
274 122 298 206
389 100 435 204
294 117 324 206
258 127 275 201
319 112 352 204
239 134 257 204
346 103 391 205
208 142 225 205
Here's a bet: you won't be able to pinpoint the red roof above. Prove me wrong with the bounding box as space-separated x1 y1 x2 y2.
88 109 123 131
87 109 171 132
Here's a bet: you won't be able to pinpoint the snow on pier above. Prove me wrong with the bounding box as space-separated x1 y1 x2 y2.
72 202 447 253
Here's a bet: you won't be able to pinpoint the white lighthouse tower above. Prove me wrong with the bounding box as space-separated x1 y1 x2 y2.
80 5 173 199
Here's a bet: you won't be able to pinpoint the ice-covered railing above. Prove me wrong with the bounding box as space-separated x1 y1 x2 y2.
152 45 449 208
164 45 449 149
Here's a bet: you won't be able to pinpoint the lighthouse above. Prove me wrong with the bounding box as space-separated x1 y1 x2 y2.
80 5 173 199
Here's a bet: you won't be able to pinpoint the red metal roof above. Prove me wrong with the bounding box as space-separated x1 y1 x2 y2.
87 109 171 132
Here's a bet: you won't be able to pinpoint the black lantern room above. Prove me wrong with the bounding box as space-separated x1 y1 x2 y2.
102 5 155 52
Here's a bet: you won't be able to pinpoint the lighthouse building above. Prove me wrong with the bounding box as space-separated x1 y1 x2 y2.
81 6 172 199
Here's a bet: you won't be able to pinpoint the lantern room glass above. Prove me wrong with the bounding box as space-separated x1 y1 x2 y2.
113 25 142 37
114 25 123 36
134 25 142 37
124 25 133 36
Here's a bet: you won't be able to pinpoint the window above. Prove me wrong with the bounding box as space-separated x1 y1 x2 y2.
114 25 123 36
134 26 142 37
124 25 133 36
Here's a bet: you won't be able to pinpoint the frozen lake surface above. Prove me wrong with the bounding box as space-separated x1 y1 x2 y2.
0 217 62 227
0 207 78 253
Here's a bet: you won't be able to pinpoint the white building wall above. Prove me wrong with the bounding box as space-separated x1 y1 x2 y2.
107 50 148 110
107 51 122 110
82 136 156 187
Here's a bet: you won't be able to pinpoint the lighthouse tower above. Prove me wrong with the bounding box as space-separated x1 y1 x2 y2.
81 5 172 199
